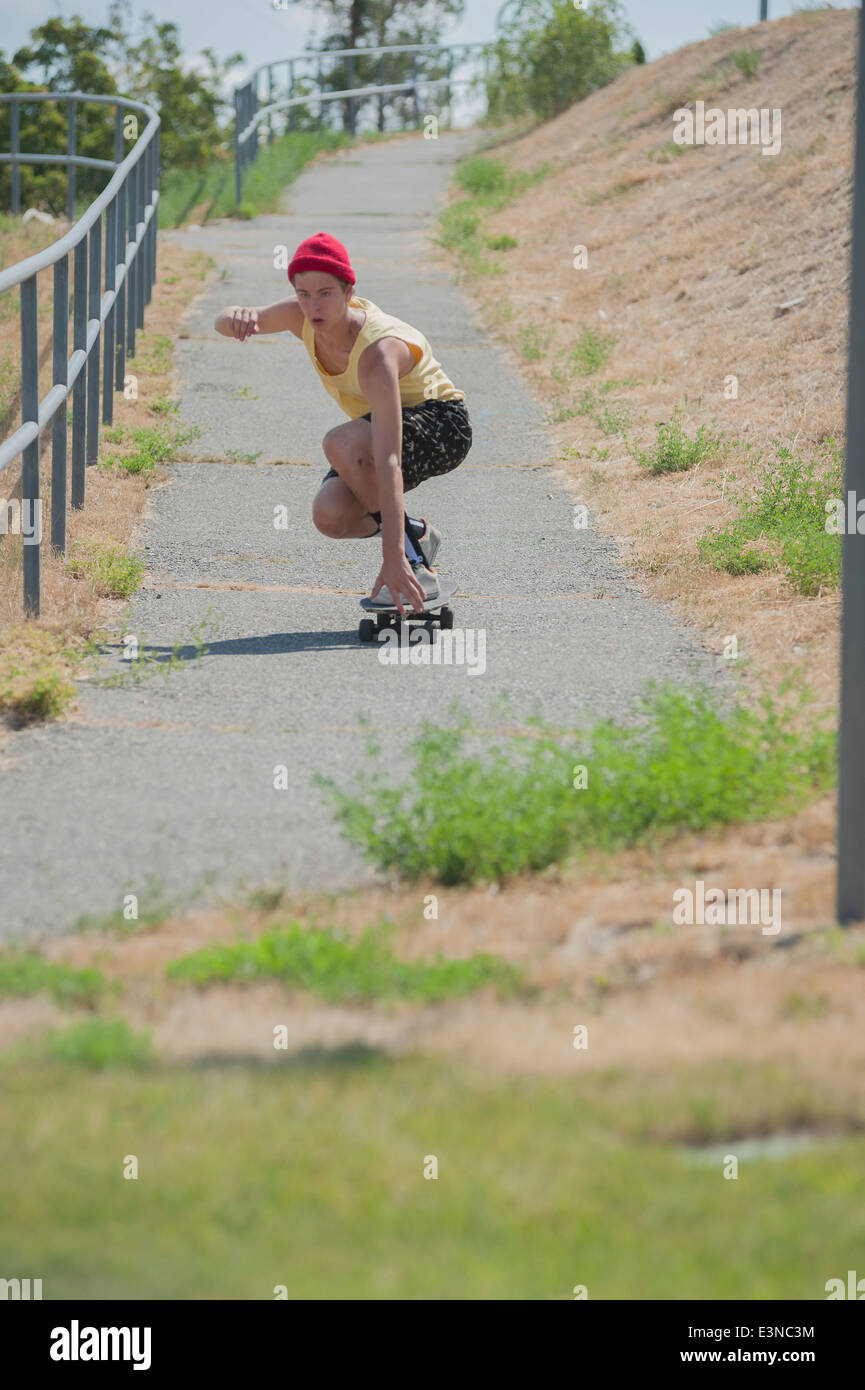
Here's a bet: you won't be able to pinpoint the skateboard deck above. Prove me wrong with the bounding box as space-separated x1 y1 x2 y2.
358 579 456 642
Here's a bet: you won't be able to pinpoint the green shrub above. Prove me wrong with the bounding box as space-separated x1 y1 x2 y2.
0 951 105 1007
43 1018 154 1069
570 324 617 375
167 921 523 1002
634 410 726 474
698 439 842 595
66 541 146 598
316 681 836 885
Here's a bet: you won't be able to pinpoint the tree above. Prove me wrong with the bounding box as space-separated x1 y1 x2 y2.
7 18 119 208
280 0 465 133
486 0 636 124
107 2 243 172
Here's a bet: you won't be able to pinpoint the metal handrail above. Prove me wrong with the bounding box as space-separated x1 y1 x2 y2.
0 92 160 617
233 40 499 201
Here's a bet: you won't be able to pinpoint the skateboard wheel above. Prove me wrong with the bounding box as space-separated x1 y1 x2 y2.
358 618 376 643
440 606 454 630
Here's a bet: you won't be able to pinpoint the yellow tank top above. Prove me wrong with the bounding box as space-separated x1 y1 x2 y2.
301 296 466 419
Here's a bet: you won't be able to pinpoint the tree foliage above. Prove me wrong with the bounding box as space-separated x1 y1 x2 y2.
0 5 243 214
486 0 638 124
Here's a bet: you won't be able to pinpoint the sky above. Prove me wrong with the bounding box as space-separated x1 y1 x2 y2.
0 1 859 100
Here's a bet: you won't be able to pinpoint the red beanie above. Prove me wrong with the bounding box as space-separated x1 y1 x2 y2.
288 232 356 286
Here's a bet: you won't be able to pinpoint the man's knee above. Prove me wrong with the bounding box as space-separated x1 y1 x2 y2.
312 490 351 538
322 421 368 470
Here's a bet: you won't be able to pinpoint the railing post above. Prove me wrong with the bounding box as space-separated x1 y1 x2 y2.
102 196 117 426
114 103 124 165
143 140 154 308
86 213 102 467
11 100 20 215
318 58 323 129
115 163 127 392
71 237 87 508
20 275 40 616
126 162 138 357
379 54 386 133
412 54 421 126
151 127 159 290
268 66 274 144
234 89 243 204
288 61 295 133
66 99 77 222
347 53 355 135
52 255 69 553
136 156 145 329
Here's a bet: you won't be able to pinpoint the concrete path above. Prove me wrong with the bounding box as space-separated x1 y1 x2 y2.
0 130 727 939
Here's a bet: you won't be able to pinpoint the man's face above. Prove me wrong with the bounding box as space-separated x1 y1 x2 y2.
293 272 349 330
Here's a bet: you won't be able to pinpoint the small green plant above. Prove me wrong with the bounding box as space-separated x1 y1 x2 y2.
103 425 125 444
634 410 726 474
0 950 106 1008
42 1018 154 1069
92 613 216 688
146 396 180 416
111 422 201 475
235 385 259 398
484 232 518 251
519 322 552 360
226 448 263 463
729 49 761 79
570 324 617 375
698 439 843 595
66 540 146 598
127 333 173 376
647 140 688 162
0 626 78 724
166 920 524 1003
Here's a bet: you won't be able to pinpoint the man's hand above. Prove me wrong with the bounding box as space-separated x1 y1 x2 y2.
370 555 427 616
227 307 260 342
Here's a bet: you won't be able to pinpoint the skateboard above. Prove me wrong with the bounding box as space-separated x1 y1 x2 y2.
358 578 456 643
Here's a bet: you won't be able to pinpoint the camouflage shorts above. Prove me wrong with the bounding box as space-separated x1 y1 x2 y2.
322 397 472 493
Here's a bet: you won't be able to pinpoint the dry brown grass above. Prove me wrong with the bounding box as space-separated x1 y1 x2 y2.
6 786 861 1105
452 8 854 722
0 237 215 728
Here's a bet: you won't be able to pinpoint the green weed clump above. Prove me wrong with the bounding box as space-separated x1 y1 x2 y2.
634 410 726 473
166 921 523 1002
436 155 552 274
66 540 146 598
42 1018 154 1070
698 439 842 595
317 681 836 885
0 951 105 1008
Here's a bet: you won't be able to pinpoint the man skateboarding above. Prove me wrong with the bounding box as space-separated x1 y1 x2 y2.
214 232 472 615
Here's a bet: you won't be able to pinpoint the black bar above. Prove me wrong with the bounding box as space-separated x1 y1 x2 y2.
71 237 87 509
51 255 69 552
85 213 101 467
20 275 40 616
837 3 865 924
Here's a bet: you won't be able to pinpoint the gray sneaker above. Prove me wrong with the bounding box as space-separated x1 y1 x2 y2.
416 520 442 568
368 560 440 609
